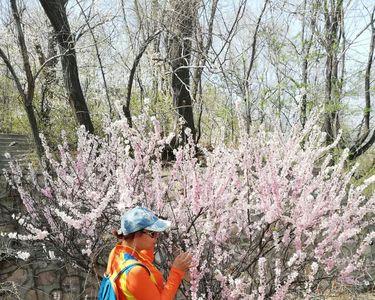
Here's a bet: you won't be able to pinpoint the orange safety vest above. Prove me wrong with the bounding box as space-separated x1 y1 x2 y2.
107 253 157 299
106 243 184 300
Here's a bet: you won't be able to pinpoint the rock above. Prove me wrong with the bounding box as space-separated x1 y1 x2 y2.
0 260 18 274
83 285 98 298
25 289 38 300
62 275 80 293
62 292 80 300
7 268 28 285
35 260 48 269
36 270 58 286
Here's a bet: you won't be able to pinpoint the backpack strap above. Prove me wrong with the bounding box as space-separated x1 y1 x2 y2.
110 259 151 282
105 258 150 299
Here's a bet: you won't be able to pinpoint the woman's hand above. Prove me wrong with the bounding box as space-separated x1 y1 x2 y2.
172 252 192 272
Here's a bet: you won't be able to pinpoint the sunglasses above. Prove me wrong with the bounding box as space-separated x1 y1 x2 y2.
142 230 159 238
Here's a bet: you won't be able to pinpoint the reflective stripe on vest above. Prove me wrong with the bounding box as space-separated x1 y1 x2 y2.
115 253 157 300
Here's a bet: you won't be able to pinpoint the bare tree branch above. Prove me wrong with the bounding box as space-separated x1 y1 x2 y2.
348 5 375 160
124 30 162 127
75 0 113 118
0 47 25 99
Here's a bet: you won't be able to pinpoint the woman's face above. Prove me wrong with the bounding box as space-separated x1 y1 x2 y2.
133 230 159 250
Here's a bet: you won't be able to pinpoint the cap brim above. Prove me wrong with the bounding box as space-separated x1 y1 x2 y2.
145 218 171 232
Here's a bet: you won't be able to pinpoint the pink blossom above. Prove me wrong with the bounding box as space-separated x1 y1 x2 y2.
41 187 53 199
5 112 374 299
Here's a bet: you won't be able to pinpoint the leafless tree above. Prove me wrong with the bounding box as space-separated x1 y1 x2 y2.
300 0 317 128
242 0 269 132
191 0 218 142
0 0 44 160
349 5 375 159
34 31 58 132
320 0 344 143
39 0 95 133
167 0 199 143
75 0 113 119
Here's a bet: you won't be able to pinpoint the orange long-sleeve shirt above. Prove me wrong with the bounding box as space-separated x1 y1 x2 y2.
106 243 185 300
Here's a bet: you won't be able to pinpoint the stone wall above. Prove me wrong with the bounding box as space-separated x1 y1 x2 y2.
0 258 99 300
0 190 99 300
0 190 100 300
0 134 99 300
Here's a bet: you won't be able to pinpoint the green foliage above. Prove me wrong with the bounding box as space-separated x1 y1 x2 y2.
351 150 375 198
196 84 240 144
0 78 30 134
324 100 348 113
0 108 30 134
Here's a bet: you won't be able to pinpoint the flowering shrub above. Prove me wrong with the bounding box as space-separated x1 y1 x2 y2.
3 114 374 299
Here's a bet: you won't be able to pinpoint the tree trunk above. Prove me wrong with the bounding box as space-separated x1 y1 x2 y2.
8 0 44 160
364 11 375 134
124 31 161 127
168 1 197 143
243 0 269 133
39 0 94 134
24 100 44 159
323 0 343 144
300 0 316 128
324 53 335 143
348 6 375 160
35 31 58 130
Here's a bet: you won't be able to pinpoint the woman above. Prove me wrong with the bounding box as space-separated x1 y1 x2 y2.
105 206 192 300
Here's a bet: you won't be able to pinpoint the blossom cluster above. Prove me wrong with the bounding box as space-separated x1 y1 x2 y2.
3 114 374 299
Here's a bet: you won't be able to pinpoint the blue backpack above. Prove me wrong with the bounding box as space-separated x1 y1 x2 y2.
97 274 118 300
97 256 150 300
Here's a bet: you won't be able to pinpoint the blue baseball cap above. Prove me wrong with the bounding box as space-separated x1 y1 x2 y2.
119 206 171 235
